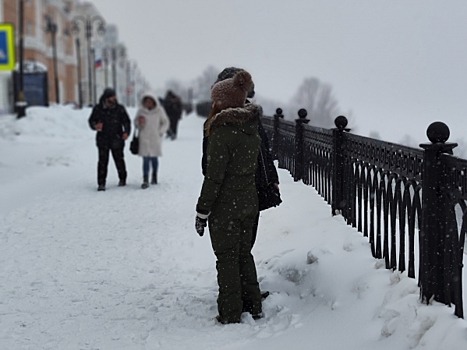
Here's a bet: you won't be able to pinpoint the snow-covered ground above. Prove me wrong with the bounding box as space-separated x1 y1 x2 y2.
0 106 466 350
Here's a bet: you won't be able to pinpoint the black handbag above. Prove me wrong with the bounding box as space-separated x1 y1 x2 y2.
257 147 282 211
258 182 282 211
130 130 139 155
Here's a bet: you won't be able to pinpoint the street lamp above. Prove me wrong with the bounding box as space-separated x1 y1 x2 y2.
16 0 27 118
75 37 83 108
125 60 135 106
110 44 125 93
44 15 59 104
102 47 109 87
91 47 97 104
72 15 105 106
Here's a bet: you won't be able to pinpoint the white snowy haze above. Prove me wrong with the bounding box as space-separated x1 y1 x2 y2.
0 106 466 349
91 0 467 150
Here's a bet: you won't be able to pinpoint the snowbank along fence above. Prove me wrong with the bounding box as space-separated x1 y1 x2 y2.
261 108 467 318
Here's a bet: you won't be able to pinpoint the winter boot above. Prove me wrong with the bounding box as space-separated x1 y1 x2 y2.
97 184 106 191
141 176 149 189
215 315 240 325
252 312 264 320
151 172 158 185
118 179 126 187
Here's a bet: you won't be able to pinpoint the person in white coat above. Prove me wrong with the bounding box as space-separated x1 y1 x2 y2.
134 92 170 189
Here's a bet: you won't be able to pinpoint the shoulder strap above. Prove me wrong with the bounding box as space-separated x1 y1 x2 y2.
258 147 269 185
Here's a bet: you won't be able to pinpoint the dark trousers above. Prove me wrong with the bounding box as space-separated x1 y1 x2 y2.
168 117 180 139
97 146 127 186
209 206 262 323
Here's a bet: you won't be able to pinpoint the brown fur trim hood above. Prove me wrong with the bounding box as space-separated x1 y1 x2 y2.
204 103 262 136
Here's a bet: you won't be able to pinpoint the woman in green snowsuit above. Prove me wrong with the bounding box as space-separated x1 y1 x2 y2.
195 71 263 324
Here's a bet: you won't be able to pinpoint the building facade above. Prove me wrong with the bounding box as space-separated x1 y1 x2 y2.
2 0 77 108
0 0 143 114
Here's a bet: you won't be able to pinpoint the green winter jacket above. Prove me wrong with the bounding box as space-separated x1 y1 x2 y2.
196 104 262 218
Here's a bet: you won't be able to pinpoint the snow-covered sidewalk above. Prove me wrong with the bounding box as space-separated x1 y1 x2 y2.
0 106 466 350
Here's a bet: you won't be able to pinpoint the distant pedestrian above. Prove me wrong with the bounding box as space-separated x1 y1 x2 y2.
196 70 263 324
88 88 131 191
134 92 170 189
163 90 183 140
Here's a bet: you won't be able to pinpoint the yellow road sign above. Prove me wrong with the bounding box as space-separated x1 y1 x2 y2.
0 23 15 71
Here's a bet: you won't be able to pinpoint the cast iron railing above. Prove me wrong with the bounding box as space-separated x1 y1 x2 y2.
262 109 466 318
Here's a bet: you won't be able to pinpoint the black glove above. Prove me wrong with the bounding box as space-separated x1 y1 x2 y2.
195 215 208 236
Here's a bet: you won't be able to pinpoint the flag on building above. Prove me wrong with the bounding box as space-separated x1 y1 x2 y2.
94 58 103 69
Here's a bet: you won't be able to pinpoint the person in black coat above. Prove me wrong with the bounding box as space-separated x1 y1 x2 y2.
163 90 183 140
88 88 131 191
201 67 281 248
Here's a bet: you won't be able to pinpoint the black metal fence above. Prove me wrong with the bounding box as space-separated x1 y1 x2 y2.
262 108 466 318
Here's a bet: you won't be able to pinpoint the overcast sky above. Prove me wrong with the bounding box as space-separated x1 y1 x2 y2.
90 0 467 143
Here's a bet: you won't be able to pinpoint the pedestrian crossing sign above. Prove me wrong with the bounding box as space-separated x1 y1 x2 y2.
0 23 15 71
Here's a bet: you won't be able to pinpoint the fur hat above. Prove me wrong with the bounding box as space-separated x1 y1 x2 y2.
211 70 254 110
215 67 255 98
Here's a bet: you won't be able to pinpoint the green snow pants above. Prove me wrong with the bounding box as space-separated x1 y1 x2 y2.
208 206 262 323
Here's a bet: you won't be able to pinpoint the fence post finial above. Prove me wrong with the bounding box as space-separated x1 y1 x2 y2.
335 115 349 131
426 121 451 144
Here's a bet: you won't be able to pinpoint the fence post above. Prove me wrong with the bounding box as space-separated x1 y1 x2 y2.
294 109 309 181
272 108 283 160
331 116 350 216
419 121 458 310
